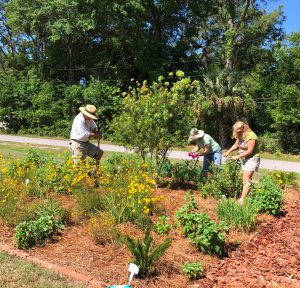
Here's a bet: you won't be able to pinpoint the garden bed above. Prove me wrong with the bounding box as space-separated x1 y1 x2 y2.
1 187 299 288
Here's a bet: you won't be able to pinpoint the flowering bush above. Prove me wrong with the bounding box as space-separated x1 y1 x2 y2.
87 212 118 245
100 159 161 224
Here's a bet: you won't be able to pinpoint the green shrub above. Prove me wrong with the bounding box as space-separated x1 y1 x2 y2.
176 191 198 224
159 160 200 186
125 228 171 278
87 212 119 245
217 199 258 232
199 160 242 199
15 215 64 249
176 194 228 257
183 262 204 280
258 133 281 154
251 176 283 216
74 188 105 218
268 170 298 189
104 153 143 174
153 216 172 235
35 198 69 225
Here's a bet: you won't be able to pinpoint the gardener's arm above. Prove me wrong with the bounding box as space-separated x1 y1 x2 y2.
231 139 256 160
223 140 239 157
190 144 200 153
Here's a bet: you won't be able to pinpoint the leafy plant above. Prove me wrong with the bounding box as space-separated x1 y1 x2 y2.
258 133 281 154
87 212 119 245
35 198 69 225
183 262 204 280
15 215 64 249
176 193 228 257
199 160 242 199
176 191 198 224
101 160 158 224
268 170 298 189
153 216 172 235
74 188 105 219
110 73 199 177
125 228 171 278
251 176 283 216
165 160 200 187
217 198 258 232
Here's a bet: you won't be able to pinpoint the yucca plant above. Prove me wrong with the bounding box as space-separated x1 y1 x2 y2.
125 228 171 278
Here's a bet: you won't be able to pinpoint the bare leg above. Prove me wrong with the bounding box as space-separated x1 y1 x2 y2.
238 170 254 205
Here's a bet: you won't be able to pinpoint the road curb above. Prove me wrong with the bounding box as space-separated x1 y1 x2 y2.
0 243 107 288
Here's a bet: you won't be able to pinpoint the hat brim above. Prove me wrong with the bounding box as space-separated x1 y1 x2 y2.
189 135 201 142
188 131 204 142
79 107 98 120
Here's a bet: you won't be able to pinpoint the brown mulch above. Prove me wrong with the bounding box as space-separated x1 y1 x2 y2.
200 188 300 288
0 188 300 288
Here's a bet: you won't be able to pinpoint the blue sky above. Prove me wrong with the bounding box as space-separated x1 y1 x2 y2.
266 0 300 33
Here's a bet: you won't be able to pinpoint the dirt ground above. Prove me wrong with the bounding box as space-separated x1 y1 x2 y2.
0 187 300 288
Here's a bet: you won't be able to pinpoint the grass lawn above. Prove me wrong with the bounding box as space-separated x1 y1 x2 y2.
0 252 85 288
0 141 116 161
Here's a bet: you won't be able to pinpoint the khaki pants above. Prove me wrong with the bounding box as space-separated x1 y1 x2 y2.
70 140 102 165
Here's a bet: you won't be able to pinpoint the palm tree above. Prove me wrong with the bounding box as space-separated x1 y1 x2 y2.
194 70 255 148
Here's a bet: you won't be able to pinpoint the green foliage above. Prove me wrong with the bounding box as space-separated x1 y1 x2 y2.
125 228 171 278
74 188 105 219
153 216 172 235
199 160 242 199
159 159 200 186
110 73 199 176
176 191 198 224
15 215 64 249
99 158 157 225
258 133 281 154
251 176 284 216
268 170 298 189
176 192 228 257
35 198 69 225
182 262 204 280
217 199 258 232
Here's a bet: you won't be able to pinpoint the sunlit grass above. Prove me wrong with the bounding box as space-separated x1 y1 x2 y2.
0 252 85 288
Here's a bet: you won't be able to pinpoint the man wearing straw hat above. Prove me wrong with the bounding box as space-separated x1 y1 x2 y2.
188 128 222 178
70 104 103 167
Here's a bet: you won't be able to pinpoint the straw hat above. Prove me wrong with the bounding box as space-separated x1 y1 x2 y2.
79 105 98 120
188 128 204 142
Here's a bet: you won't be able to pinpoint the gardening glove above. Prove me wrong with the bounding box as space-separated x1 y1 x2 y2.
191 153 199 159
188 152 194 157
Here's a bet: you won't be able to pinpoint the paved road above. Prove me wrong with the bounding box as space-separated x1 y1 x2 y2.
0 134 299 173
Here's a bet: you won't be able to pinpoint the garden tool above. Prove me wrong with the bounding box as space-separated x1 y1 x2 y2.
188 152 201 169
106 263 139 288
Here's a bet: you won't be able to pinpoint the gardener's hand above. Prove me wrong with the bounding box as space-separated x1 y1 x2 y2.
188 152 194 157
91 131 101 139
192 153 202 159
231 155 240 161
223 151 230 157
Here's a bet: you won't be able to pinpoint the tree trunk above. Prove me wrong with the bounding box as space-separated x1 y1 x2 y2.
219 121 228 149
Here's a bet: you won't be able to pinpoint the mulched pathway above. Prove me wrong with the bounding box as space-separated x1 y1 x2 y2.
199 188 300 288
